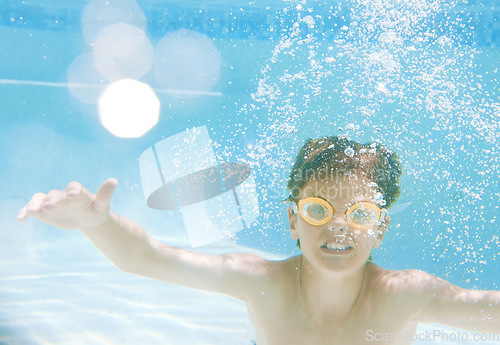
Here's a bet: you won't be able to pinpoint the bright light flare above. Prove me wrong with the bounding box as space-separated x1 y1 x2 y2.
93 23 153 80
98 79 160 138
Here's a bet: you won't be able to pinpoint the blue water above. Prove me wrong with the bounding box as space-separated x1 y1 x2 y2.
0 0 499 344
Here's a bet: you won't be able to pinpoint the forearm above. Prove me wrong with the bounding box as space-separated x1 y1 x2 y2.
79 211 155 272
433 289 500 334
462 290 500 334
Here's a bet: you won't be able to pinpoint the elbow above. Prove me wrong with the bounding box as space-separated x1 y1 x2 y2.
116 262 135 274
114 242 158 275
111 257 139 274
110 249 151 275
115 234 158 274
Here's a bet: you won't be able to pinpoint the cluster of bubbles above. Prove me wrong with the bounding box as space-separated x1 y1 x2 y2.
67 0 221 137
239 0 498 281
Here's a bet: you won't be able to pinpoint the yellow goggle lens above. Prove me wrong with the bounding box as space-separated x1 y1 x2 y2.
297 197 333 226
346 202 382 230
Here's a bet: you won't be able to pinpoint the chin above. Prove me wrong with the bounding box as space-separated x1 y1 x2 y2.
304 250 367 275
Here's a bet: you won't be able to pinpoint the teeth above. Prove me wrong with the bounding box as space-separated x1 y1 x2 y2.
323 243 350 250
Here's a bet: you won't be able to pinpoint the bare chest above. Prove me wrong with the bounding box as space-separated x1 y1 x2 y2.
245 291 417 345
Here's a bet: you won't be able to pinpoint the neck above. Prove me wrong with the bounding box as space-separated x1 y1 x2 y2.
298 256 367 322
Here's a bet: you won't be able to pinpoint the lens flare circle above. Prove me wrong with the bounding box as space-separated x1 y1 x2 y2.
67 52 117 104
153 29 221 97
98 79 160 138
81 0 146 45
93 23 153 80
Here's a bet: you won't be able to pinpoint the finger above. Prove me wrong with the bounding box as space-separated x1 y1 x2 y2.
16 206 29 222
94 178 118 214
17 193 47 221
65 181 83 199
43 190 65 209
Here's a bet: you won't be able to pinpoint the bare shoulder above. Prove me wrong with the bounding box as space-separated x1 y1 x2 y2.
368 264 438 294
366 264 443 313
233 254 300 296
224 252 299 276
219 251 273 273
216 252 294 287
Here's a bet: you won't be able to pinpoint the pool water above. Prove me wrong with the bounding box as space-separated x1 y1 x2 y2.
0 0 499 344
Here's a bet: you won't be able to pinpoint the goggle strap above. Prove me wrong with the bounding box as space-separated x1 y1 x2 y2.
380 208 389 222
283 201 298 214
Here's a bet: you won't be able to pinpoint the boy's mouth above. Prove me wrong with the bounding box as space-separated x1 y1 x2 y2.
321 242 353 251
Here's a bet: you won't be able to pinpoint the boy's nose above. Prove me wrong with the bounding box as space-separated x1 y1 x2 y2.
326 217 347 232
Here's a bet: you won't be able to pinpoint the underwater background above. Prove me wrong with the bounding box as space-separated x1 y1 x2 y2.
0 0 499 344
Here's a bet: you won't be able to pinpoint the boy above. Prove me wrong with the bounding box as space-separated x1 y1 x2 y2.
17 136 499 344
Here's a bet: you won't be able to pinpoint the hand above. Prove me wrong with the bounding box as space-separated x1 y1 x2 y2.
17 178 118 230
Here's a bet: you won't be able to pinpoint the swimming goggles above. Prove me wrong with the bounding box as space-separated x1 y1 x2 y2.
284 197 387 230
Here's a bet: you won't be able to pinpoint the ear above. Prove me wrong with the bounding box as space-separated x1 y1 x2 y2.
372 215 390 248
288 208 300 240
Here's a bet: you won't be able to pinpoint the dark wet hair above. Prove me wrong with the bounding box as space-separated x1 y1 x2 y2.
287 136 403 250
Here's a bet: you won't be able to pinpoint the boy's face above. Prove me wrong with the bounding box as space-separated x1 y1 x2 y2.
288 174 389 274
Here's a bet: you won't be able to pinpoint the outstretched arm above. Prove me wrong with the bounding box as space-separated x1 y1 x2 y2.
17 179 269 301
413 272 500 333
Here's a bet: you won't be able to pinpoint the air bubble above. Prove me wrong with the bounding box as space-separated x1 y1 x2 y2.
345 123 360 131
374 192 386 206
375 82 391 96
344 147 355 157
302 16 315 28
